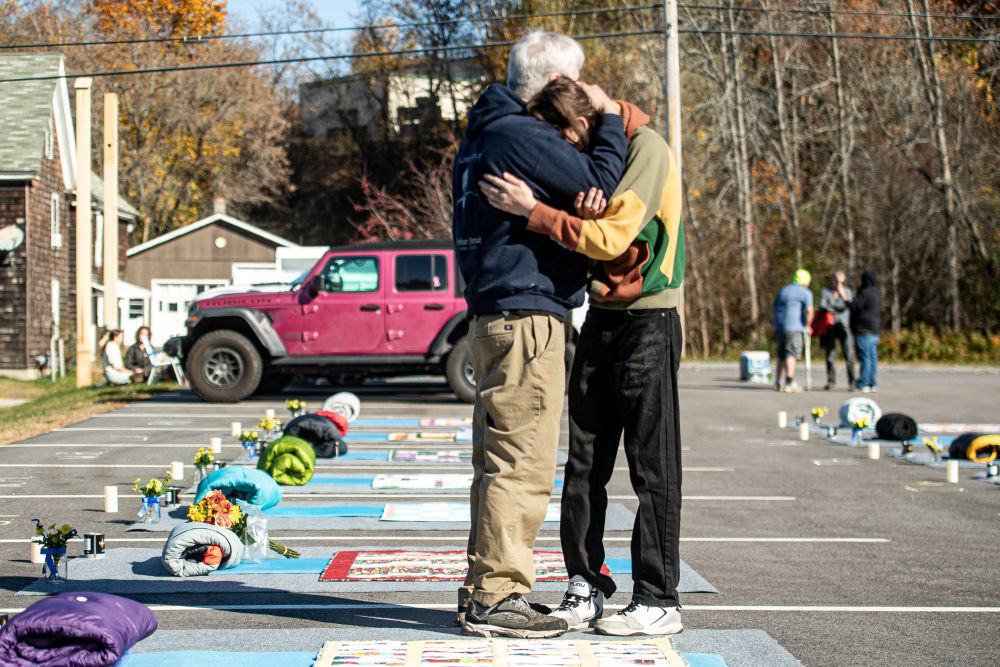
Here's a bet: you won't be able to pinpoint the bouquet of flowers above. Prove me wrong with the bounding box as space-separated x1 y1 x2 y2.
811 406 828 423
133 471 172 497
258 416 279 432
187 490 300 558
193 447 215 470
32 519 77 549
133 471 172 521
32 519 77 580
850 416 870 443
239 429 260 458
285 398 306 417
923 437 943 462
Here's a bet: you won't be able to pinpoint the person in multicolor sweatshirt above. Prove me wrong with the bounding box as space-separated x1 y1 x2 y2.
479 97 685 636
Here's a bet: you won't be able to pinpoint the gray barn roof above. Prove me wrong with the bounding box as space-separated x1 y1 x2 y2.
0 53 64 177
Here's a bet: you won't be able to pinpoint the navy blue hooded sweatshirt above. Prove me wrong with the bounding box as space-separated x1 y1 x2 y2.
452 84 627 316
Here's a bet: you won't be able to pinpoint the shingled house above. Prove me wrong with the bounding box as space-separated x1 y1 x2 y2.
0 54 137 379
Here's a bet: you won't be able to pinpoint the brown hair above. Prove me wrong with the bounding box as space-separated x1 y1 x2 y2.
526 76 601 151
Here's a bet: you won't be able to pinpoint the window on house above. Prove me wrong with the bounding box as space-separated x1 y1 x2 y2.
128 299 144 319
50 194 61 248
395 254 447 292
94 212 103 268
44 118 54 160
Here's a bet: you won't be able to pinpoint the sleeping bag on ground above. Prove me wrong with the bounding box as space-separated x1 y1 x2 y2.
284 413 348 458
194 467 282 509
875 413 918 442
948 433 1000 462
838 397 882 427
0 591 157 666
257 435 317 485
161 521 243 577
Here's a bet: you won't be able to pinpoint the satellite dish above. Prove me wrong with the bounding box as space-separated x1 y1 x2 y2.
0 225 25 252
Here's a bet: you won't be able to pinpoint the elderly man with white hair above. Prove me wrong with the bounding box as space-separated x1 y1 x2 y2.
452 31 626 638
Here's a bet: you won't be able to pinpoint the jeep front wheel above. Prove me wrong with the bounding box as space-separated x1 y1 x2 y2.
445 336 476 403
187 330 263 402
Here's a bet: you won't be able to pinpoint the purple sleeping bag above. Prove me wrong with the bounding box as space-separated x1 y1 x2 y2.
0 591 157 666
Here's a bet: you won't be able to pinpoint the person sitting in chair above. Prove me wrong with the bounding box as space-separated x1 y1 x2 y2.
100 329 133 385
124 326 154 382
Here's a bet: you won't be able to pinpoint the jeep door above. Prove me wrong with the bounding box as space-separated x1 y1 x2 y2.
302 252 385 354
386 250 462 354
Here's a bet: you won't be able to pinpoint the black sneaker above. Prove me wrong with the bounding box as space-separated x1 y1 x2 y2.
456 600 551 626
462 594 568 638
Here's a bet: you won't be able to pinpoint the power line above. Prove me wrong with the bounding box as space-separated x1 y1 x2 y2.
0 29 661 84
0 5 660 51
3 2 997 52
2 24 1000 85
680 27 1000 44
680 2 1000 24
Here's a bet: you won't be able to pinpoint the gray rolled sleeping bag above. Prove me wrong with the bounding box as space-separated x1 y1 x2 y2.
161 522 243 577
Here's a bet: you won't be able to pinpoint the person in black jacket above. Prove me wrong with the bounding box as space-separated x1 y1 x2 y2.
123 326 153 382
452 31 627 639
851 269 883 393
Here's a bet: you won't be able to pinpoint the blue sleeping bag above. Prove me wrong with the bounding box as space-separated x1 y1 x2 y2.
0 591 157 666
194 467 282 509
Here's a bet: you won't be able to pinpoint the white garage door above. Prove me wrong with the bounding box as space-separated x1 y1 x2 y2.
150 280 227 346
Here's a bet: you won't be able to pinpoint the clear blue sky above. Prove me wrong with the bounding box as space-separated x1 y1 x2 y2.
225 0 361 31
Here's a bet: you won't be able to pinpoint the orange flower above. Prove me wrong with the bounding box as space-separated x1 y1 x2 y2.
214 512 233 529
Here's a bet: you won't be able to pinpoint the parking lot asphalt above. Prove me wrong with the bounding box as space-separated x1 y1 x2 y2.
1 362 998 666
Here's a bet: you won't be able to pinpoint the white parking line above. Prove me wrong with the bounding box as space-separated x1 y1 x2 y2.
2 602 990 614
0 536 888 544
0 492 787 501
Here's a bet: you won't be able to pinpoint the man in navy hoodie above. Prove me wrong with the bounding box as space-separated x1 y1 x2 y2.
453 31 627 638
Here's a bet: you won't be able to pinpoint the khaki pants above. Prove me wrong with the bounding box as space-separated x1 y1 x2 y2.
459 312 566 608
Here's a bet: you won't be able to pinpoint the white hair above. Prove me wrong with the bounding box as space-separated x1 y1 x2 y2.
507 31 585 100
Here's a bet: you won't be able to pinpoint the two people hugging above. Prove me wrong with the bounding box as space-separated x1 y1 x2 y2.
453 31 686 639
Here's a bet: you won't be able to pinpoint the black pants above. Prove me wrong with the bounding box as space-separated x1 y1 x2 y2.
560 307 683 607
822 323 856 386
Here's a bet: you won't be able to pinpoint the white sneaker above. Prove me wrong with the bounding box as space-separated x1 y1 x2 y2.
549 576 604 630
594 600 683 636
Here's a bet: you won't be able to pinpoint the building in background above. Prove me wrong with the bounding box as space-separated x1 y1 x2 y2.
0 54 135 379
299 60 485 140
124 213 316 345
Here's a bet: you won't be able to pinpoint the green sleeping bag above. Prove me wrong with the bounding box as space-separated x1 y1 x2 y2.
257 435 317 486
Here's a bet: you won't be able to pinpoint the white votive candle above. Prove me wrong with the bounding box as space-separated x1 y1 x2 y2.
170 461 184 480
210 437 223 453
777 411 788 428
867 443 880 460
798 422 809 440
946 459 959 484
265 408 276 419
30 538 44 564
103 485 118 513
231 421 241 437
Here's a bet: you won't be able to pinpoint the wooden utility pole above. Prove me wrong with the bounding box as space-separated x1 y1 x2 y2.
74 78 93 387
103 92 119 330
664 0 685 349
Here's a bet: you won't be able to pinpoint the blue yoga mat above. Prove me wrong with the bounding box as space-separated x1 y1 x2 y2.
604 558 631 574
305 476 376 485
264 505 383 518
122 648 720 667
329 451 389 461
210 558 331 575
684 654 728 667
213 556 635 576
122 650 315 667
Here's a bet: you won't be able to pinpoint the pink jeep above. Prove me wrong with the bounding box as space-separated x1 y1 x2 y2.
171 239 476 402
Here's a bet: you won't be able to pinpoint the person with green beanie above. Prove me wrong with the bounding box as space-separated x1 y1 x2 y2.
773 269 814 392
